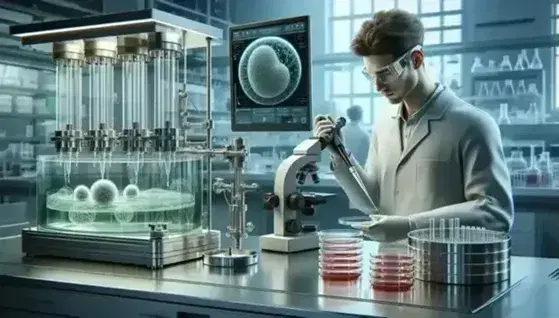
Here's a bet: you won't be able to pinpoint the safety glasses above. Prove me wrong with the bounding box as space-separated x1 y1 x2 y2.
361 45 422 84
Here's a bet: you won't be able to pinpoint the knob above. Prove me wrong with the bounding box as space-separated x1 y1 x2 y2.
301 207 315 216
264 193 280 210
287 193 306 210
302 224 318 233
285 219 303 235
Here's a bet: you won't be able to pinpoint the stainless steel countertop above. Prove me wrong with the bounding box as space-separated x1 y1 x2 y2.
1 235 559 317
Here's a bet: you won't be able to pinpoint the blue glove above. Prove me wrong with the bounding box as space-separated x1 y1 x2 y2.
351 215 412 242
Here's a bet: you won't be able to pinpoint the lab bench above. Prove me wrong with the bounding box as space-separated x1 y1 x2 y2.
0 235 558 318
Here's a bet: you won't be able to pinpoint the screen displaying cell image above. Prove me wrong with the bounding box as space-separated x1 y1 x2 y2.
229 16 311 132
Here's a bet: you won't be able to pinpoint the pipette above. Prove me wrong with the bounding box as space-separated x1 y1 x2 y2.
316 116 378 212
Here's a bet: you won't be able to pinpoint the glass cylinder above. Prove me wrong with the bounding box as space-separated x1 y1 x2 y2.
53 41 84 130
118 35 149 131
84 39 117 131
36 153 204 236
149 32 182 130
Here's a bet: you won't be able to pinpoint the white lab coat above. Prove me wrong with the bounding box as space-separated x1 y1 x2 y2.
342 122 370 166
331 86 514 233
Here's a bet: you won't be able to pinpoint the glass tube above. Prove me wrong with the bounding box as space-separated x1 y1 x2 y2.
151 49 179 129
121 55 148 130
88 57 115 130
55 58 83 130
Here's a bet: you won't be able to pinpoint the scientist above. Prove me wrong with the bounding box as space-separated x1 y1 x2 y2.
342 105 370 165
314 9 513 243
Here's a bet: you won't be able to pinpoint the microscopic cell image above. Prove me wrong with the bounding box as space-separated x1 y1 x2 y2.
237 36 302 106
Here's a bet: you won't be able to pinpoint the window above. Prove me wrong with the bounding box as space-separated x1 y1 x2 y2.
552 3 559 109
328 0 463 124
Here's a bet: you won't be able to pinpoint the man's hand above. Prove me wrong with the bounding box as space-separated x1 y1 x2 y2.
313 114 343 155
351 215 411 242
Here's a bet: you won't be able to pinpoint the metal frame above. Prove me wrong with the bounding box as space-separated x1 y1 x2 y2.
22 227 221 269
9 9 223 47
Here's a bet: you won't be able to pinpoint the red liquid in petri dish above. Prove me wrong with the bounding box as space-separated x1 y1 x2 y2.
321 271 362 281
372 255 413 267
372 281 413 292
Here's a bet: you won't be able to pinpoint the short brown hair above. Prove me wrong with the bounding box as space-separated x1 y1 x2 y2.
351 9 424 58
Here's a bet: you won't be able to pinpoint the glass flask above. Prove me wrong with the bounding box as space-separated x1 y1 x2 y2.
537 151 552 188
487 60 497 71
514 51 527 70
529 48 543 69
527 83 539 96
516 80 527 95
507 151 528 188
524 147 541 187
498 103 511 125
471 57 484 73
502 80 515 96
477 82 490 97
489 81 502 96
499 55 513 71
527 102 540 124
318 229 364 281
37 153 205 235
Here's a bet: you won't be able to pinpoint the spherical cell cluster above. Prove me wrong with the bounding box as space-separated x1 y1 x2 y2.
69 205 96 224
114 205 135 224
90 179 118 206
73 185 90 202
238 36 302 106
123 184 140 200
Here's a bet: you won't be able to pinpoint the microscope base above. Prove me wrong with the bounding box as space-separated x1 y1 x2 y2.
259 233 318 253
21 227 221 269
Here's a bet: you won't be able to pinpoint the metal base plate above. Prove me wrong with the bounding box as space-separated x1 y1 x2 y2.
21 227 221 269
203 248 258 268
259 233 318 253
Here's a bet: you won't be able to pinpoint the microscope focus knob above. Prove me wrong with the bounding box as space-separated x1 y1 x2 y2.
287 193 306 210
263 193 280 210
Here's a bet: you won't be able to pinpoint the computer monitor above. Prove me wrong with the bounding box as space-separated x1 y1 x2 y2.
229 15 311 132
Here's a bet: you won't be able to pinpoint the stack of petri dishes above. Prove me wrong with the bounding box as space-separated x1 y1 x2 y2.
318 229 364 281
370 243 414 292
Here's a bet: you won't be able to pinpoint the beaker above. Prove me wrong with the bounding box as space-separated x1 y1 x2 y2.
516 80 527 95
498 103 511 125
503 80 515 96
489 81 502 96
506 150 528 172
471 56 484 73
370 243 414 292
318 229 363 281
500 55 513 71
529 48 543 69
477 82 490 97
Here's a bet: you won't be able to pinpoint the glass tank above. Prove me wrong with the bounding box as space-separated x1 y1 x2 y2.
37 153 205 236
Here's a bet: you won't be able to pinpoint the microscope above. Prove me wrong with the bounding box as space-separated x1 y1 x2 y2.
259 119 349 253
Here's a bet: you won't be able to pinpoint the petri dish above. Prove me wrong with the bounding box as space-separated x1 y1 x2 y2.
318 229 363 245
320 267 362 281
371 254 414 267
371 277 414 292
319 254 363 264
319 261 362 271
338 215 380 227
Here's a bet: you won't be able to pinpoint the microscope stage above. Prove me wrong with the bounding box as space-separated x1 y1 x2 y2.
260 233 318 253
